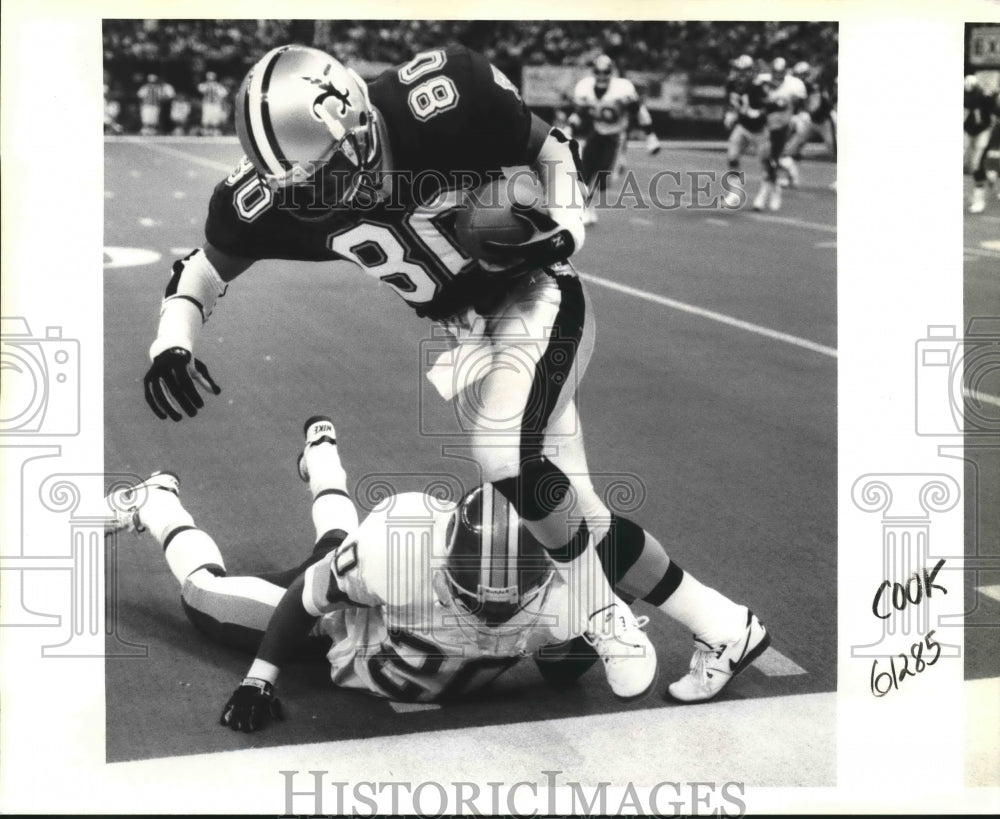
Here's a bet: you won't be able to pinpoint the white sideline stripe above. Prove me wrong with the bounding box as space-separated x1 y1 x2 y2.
389 701 442 713
979 584 1000 604
748 213 837 233
138 140 232 173
753 646 807 676
963 387 1000 410
578 271 838 358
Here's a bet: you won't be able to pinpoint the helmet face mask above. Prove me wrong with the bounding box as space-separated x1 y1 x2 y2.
441 485 555 651
236 45 383 211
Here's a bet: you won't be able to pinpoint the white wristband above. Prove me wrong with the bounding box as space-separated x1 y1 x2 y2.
149 249 227 360
246 658 280 685
149 299 202 359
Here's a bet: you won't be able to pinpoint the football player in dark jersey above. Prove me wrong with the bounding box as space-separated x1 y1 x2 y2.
141 44 769 702
721 55 769 208
965 74 999 213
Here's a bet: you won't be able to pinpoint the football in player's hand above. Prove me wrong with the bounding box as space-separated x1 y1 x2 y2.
455 176 539 264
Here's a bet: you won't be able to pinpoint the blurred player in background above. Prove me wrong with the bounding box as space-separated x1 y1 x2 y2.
137 73 175 136
778 61 837 188
568 54 661 225
721 54 768 208
104 82 123 134
751 57 806 212
169 93 192 135
106 415 770 730
965 74 999 214
140 44 767 704
198 71 229 136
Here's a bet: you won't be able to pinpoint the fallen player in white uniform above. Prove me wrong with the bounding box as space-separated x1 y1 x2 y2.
106 416 769 731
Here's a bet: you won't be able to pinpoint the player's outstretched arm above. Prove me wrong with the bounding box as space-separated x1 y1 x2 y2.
220 563 357 732
143 242 253 421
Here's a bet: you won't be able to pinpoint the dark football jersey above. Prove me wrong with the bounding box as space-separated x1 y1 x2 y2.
965 88 996 136
726 77 768 133
204 45 539 320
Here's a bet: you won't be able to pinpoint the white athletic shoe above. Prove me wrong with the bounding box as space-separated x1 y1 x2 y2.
583 602 658 701
104 472 180 536
297 415 337 482
768 184 782 211
752 182 771 211
666 610 770 703
969 187 986 214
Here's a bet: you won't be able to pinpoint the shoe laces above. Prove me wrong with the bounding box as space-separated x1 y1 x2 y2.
689 638 727 682
583 610 650 657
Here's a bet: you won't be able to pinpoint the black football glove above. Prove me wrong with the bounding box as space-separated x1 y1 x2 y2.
479 204 576 275
219 678 284 733
144 347 221 422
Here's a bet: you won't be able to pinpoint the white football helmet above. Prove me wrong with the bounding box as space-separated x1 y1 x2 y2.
438 484 555 656
235 45 382 208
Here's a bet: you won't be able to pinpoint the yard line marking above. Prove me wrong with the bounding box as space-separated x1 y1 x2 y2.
748 214 836 233
630 216 653 226
577 271 837 358
814 240 837 248
753 647 807 676
389 701 442 714
979 585 1000 604
982 240 1000 252
963 387 1000 410
705 217 729 226
137 140 232 173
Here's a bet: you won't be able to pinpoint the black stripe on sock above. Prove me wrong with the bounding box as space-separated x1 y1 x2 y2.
163 525 196 552
643 560 685 606
314 488 350 500
594 514 646 585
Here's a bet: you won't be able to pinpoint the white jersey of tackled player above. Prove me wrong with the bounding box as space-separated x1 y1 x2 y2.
302 491 568 702
764 74 807 129
573 75 639 136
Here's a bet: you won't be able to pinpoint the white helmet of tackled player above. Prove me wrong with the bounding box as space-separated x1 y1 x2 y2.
441 484 555 651
771 57 788 82
792 61 812 79
235 44 382 207
733 54 754 72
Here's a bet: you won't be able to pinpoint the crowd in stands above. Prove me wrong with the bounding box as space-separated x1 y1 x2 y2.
104 19 838 134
